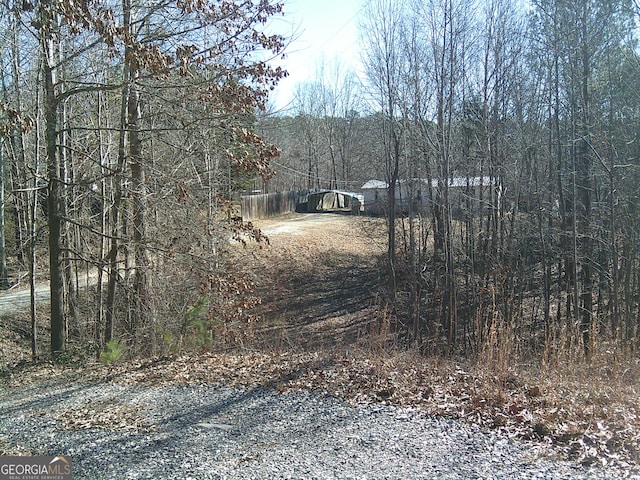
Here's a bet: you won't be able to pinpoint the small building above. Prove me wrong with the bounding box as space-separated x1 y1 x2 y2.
306 190 364 213
361 177 493 216
361 180 389 215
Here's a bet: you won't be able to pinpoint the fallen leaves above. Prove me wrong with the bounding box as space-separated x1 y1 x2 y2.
2 344 639 471
56 398 156 434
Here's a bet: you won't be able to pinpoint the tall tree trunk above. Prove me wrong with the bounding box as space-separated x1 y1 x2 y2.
95 91 107 345
103 113 126 345
577 13 593 357
104 42 131 346
41 3 65 358
0 146 8 290
386 129 399 304
129 73 149 335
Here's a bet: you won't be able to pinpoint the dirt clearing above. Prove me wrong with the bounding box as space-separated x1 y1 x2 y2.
246 212 387 350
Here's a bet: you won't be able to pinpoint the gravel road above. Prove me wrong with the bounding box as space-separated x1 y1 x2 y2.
0 271 98 317
0 283 50 316
0 379 635 479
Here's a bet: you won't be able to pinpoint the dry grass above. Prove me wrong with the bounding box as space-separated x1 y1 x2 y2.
236 212 640 470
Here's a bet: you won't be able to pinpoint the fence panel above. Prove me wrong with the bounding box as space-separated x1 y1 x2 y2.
241 190 313 221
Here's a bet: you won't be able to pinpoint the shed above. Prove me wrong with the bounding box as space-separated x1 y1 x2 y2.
361 180 389 215
306 190 364 213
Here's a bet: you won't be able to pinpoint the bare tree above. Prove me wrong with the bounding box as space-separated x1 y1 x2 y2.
361 0 407 304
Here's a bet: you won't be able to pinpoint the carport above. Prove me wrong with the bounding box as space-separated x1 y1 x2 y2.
306 190 364 213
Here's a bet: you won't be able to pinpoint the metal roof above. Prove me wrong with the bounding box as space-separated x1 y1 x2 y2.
362 177 492 189
361 180 389 189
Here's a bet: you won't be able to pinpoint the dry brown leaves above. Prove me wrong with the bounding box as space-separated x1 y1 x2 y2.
56 398 156 434
2 341 638 469
0 327 33 371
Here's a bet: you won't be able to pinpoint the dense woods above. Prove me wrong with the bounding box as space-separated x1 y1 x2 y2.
2 0 640 366
0 0 285 360
261 0 640 362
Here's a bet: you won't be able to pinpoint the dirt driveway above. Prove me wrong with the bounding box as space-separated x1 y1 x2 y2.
247 212 386 350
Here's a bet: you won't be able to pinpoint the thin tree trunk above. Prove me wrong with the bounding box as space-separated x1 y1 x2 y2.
0 146 8 290
41 4 65 357
104 66 129 346
129 73 149 336
577 19 593 357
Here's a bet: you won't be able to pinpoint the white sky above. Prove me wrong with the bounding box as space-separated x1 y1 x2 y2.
266 0 366 112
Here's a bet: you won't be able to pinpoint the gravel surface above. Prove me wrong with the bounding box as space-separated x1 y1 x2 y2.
1 379 636 479
0 271 97 316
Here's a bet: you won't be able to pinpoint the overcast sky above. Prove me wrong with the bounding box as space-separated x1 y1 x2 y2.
267 0 365 112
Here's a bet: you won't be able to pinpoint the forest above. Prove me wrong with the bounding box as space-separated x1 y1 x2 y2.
261 0 640 363
1 0 640 369
0 0 285 361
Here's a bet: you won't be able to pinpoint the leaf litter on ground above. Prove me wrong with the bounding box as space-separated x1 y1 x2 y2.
5 347 636 473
